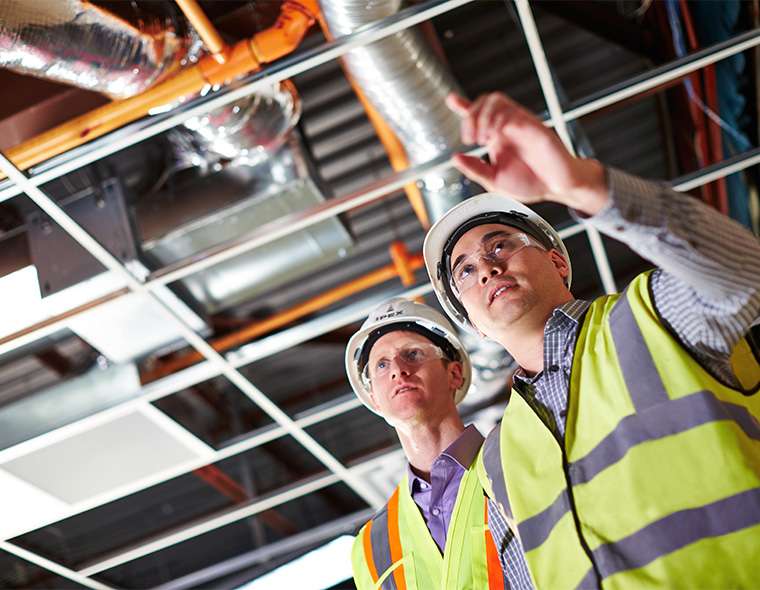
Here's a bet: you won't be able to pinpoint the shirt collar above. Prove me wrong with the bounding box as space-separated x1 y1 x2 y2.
513 299 590 383
550 299 591 326
407 425 484 493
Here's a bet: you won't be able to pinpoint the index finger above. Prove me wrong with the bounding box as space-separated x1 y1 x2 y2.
446 93 471 116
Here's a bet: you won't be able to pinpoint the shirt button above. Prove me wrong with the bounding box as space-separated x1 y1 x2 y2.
432 507 441 516
615 225 626 232
549 364 560 373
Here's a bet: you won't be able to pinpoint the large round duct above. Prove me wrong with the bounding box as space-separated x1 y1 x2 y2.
0 0 187 98
320 0 472 221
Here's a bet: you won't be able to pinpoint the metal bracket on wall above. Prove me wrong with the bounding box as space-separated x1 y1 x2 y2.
25 179 138 296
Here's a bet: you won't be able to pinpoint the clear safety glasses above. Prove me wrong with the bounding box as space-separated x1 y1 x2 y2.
449 231 544 295
361 343 445 384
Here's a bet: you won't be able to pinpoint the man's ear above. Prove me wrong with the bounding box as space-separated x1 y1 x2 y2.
448 361 464 393
549 249 570 280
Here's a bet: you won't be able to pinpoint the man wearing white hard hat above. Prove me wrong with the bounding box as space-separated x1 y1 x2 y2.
347 297 534 590
421 92 760 589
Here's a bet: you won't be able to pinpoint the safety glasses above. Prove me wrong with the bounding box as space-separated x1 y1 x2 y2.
361 343 445 385
448 231 544 295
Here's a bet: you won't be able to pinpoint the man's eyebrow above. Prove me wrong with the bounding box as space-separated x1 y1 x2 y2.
451 253 467 272
482 230 513 242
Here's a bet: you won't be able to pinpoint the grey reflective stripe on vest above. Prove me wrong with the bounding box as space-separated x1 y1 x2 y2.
518 488 572 552
592 486 760 578
370 506 398 590
608 293 669 411
483 426 511 520
575 568 601 590
568 390 760 484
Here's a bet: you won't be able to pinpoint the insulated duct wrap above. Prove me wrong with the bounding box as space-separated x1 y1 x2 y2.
180 81 302 168
0 0 186 98
320 0 470 221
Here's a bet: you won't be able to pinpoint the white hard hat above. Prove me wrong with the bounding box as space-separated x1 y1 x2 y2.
345 297 471 416
423 192 571 331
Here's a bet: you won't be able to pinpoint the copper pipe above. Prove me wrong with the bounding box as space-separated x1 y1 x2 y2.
0 0 319 180
143 249 425 383
175 0 228 63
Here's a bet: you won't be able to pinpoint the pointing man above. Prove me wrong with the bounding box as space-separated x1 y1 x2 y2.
422 91 760 589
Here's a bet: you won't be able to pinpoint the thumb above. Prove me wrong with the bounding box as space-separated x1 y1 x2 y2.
446 93 471 116
452 153 496 189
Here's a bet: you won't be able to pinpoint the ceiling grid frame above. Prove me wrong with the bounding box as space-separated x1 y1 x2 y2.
0 1 757 586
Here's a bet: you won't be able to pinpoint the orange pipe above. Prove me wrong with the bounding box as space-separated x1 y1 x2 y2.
0 0 319 180
316 16 431 229
176 0 228 63
143 249 425 383
353 85 431 229
389 241 416 287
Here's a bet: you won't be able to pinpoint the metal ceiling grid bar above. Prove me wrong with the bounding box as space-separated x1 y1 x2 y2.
76 472 342 576
562 28 760 124
4 28 760 356
672 147 760 192
0 541 114 590
0 153 386 514
153 508 376 590
0 0 475 205
76 449 406 577
514 0 617 295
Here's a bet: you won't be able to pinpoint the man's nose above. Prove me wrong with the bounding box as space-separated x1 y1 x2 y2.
478 256 504 284
390 359 412 380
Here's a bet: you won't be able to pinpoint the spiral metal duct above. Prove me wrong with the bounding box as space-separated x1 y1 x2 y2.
320 0 471 221
0 0 186 98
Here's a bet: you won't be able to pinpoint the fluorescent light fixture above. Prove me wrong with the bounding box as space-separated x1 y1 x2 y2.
236 535 354 590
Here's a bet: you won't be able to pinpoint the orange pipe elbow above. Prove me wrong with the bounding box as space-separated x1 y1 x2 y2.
250 0 318 63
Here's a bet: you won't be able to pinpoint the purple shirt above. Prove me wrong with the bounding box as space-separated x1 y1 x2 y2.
407 425 484 552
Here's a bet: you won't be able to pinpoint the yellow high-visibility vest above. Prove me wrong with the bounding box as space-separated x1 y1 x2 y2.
479 271 760 589
352 456 507 590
